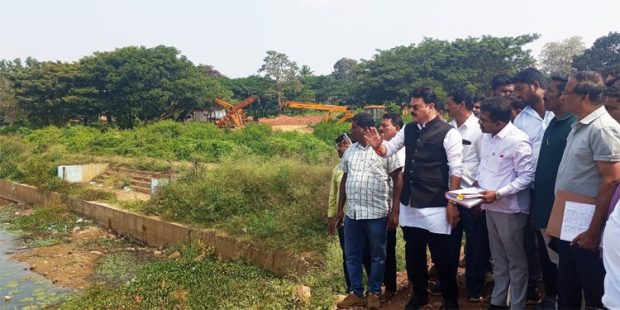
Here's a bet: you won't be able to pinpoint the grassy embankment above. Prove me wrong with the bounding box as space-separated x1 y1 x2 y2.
1 120 397 308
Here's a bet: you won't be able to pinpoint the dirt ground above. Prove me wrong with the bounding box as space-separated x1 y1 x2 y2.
336 268 492 310
12 226 119 289
259 115 324 132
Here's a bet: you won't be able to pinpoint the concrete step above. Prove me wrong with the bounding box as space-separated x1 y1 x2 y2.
132 186 151 194
131 180 151 188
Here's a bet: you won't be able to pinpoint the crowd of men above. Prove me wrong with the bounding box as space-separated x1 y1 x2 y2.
326 66 620 310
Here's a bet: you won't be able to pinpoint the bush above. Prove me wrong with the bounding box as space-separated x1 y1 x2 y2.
312 120 351 145
19 121 332 164
144 156 333 253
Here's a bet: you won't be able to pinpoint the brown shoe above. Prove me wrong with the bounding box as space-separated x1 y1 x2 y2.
367 293 381 310
337 293 366 308
379 290 395 303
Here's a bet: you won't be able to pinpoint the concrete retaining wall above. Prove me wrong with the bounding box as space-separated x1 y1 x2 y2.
0 180 318 278
57 163 109 183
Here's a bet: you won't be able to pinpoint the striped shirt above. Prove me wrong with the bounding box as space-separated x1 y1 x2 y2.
340 142 403 220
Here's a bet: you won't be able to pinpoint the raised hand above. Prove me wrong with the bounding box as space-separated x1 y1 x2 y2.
364 127 384 150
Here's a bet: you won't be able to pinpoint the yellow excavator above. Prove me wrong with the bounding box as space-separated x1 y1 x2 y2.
282 101 353 123
214 95 258 128
282 101 386 122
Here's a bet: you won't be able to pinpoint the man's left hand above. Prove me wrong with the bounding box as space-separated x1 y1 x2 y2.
387 210 399 230
571 229 601 251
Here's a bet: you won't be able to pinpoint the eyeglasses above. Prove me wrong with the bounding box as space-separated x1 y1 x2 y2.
409 104 424 111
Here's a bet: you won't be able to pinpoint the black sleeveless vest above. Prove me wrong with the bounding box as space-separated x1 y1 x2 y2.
401 117 452 208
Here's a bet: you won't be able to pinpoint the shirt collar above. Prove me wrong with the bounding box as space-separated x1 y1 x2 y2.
578 105 607 126
495 122 514 140
556 112 576 122
463 114 479 128
353 142 372 150
522 105 552 121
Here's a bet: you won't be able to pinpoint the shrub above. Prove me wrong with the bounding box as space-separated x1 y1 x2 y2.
312 120 351 145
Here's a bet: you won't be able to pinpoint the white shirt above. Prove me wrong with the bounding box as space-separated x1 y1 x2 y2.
383 121 464 234
477 122 535 214
603 200 620 309
450 114 482 188
513 105 554 167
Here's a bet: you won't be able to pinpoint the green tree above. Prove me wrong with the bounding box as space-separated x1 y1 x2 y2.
539 36 585 76
333 57 358 80
356 34 539 103
224 75 277 118
10 60 85 126
572 32 620 72
78 45 230 128
0 76 21 125
258 50 301 107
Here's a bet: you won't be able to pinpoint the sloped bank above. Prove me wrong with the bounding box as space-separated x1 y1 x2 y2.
0 180 320 278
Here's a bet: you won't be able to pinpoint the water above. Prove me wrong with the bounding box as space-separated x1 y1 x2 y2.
0 229 70 309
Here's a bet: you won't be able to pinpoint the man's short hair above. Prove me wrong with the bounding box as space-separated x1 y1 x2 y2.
550 75 568 98
491 74 513 91
473 94 486 103
481 96 512 124
510 99 527 111
606 84 620 99
448 88 474 110
513 67 546 88
352 112 375 130
335 133 351 145
411 86 437 105
382 112 403 129
572 71 607 103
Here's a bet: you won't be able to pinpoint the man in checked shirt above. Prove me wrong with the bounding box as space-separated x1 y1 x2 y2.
335 112 403 310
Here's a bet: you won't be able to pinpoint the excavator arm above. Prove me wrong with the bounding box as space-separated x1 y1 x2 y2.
282 101 352 122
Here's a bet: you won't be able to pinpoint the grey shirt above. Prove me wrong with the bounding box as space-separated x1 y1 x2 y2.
555 106 620 197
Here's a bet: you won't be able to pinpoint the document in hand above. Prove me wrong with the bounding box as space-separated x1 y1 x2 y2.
445 187 485 208
546 190 596 239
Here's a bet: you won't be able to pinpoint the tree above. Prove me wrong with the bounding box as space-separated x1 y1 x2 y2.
78 46 230 128
10 60 85 126
299 65 314 79
258 50 301 107
0 76 21 125
572 32 620 72
539 36 585 76
355 34 539 103
333 58 358 80
224 75 277 118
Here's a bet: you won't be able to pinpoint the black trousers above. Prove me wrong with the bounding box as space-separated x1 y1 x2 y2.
384 228 397 292
451 206 491 298
534 229 558 297
557 240 605 309
338 226 370 293
402 226 459 301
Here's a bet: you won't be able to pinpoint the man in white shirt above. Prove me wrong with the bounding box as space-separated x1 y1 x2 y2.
512 67 554 304
377 112 405 300
477 96 535 309
446 88 489 302
365 86 463 310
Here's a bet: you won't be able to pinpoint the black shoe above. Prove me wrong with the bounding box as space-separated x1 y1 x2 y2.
441 298 459 310
405 294 429 310
427 281 442 296
487 304 509 310
526 285 542 305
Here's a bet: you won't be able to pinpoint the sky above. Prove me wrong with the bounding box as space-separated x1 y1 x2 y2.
1 0 618 78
